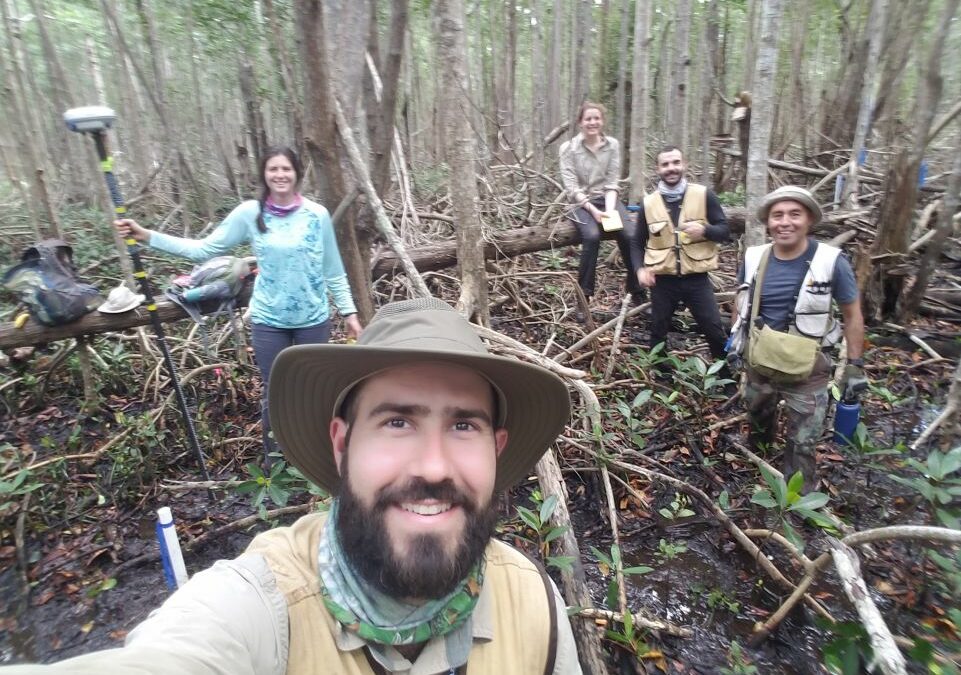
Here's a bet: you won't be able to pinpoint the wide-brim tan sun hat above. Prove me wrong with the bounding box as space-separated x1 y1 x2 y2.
756 186 823 226
98 284 145 313
269 297 572 495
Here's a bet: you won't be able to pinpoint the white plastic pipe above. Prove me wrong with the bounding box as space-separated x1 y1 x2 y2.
156 507 189 589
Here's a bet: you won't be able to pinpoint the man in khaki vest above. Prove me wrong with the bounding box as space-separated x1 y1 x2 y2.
636 146 730 364
6 298 581 675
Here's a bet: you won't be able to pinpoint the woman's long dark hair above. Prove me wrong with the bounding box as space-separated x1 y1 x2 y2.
256 146 303 233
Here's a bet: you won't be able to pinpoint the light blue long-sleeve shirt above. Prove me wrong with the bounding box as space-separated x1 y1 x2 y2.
148 199 357 329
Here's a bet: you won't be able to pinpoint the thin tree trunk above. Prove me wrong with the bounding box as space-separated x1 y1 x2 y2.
26 0 81 198
842 0 888 208
744 0 784 247
569 0 591 131
0 22 43 240
546 1 562 131
787 0 808 158
238 58 267 168
263 0 305 155
434 0 489 323
628 0 653 200
595 0 609 100
741 0 759 91
530 0 546 170
699 0 719 187
897 124 961 321
867 0 958 321
185 0 215 223
368 0 408 197
613 0 630 141
668 0 691 150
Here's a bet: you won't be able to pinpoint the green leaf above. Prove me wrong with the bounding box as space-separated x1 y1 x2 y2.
782 521 806 554
659 507 675 519
547 556 575 573
941 447 961 475
789 492 830 512
267 483 289 506
786 471 805 500
793 508 837 530
543 526 567 543
516 506 541 531
606 579 619 609
622 565 653 576
758 464 787 508
632 389 653 408
707 360 725 375
750 490 777 508
101 577 118 591
718 490 730 510
539 494 559 524
610 544 622 567
590 545 613 567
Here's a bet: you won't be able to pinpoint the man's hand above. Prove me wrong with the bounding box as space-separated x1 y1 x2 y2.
636 267 656 288
840 363 868 400
679 223 706 241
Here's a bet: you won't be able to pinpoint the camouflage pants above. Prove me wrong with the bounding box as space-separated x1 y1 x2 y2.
742 353 830 489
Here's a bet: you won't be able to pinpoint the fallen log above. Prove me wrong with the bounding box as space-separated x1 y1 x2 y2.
371 206 870 277
0 286 252 351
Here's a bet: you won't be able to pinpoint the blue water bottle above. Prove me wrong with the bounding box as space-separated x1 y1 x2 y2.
833 397 861 446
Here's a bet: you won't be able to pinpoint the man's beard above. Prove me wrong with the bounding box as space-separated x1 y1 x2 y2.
336 466 499 600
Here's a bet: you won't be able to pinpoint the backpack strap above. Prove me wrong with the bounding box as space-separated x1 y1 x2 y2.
515 549 559 675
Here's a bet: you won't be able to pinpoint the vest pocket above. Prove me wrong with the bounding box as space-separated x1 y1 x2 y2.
648 219 670 236
644 246 673 268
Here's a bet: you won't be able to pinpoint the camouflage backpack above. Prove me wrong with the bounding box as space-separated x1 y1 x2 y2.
2 239 102 326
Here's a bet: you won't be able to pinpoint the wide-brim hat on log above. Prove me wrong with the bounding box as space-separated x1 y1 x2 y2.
98 284 145 313
269 296 572 495
756 186 823 226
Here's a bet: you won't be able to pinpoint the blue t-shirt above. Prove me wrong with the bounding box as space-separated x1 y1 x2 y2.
736 239 858 331
149 199 357 329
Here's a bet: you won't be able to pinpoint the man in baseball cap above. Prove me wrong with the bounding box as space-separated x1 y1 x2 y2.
10 297 581 674
729 186 866 490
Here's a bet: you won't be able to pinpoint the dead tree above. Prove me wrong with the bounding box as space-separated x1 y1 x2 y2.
866 0 959 321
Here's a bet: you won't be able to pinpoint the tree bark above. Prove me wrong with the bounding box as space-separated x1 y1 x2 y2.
0 0 48 238
546 1 563 131
866 0 958 321
897 124 961 320
667 0 691 150
744 0 783 247
841 0 887 208
628 0 653 200
263 0 305 155
434 0 489 322
297 0 375 322
569 0 591 132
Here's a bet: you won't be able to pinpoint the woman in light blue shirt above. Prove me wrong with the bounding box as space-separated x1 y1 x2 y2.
116 146 363 464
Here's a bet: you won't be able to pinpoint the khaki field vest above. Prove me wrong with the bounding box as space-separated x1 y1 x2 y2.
642 184 719 275
247 512 556 675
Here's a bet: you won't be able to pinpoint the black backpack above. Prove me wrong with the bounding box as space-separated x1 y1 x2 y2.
2 239 103 326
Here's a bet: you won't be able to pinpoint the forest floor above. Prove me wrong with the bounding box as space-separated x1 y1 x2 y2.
1 240 960 674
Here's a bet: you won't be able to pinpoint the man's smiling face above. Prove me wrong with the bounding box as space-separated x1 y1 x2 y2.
330 362 508 599
655 149 686 187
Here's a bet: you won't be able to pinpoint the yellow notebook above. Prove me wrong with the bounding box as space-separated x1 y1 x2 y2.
600 211 623 232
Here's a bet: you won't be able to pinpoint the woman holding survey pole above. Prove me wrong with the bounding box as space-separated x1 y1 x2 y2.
115 146 363 464
559 101 644 321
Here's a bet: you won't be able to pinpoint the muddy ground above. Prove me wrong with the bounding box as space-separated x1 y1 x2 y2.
2 245 959 673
